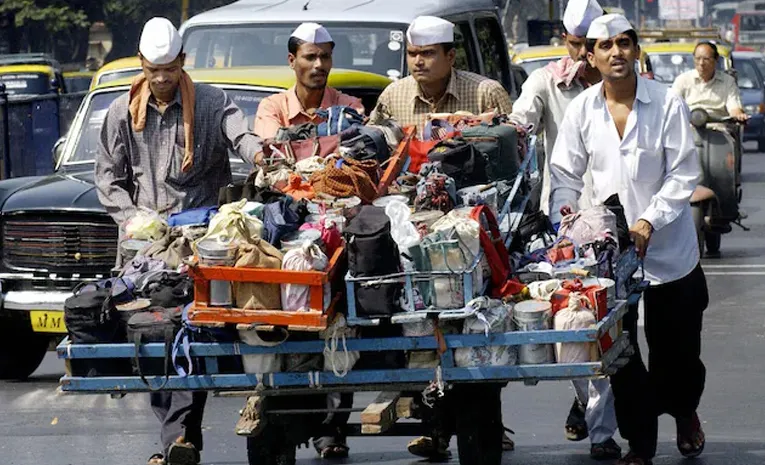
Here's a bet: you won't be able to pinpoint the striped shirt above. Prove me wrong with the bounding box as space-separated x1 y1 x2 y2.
96 83 261 226
369 69 513 131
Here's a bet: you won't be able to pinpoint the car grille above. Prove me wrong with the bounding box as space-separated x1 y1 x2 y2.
2 214 118 273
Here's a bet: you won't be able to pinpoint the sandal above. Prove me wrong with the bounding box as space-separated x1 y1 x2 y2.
677 412 705 458
616 451 653 465
166 437 200 465
147 453 166 465
590 438 622 461
564 398 588 442
319 444 350 459
407 436 451 462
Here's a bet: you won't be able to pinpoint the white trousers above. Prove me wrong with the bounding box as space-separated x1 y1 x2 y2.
572 378 617 444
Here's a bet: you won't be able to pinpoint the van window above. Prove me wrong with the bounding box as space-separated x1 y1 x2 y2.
474 16 509 85
184 23 407 79
453 21 478 72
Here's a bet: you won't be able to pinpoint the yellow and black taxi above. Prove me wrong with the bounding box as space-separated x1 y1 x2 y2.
0 66 391 380
0 53 66 98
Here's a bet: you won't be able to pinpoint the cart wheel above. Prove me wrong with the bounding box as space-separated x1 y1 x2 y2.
455 383 503 465
246 424 296 465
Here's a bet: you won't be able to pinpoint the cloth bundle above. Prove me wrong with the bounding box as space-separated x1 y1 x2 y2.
281 243 329 312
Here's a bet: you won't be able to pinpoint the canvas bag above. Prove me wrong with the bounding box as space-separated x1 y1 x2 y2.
455 298 517 367
553 293 598 363
142 228 194 269
232 239 284 310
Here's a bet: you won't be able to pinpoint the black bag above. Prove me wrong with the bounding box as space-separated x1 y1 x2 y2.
509 209 556 254
340 126 391 162
126 307 182 390
427 137 489 190
461 123 521 182
345 206 401 317
139 272 194 308
604 194 632 252
65 289 129 376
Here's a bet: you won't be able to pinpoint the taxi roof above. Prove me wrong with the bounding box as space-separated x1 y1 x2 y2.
180 0 500 31
92 66 392 91
642 42 732 57
512 46 567 62
97 56 141 73
0 64 55 75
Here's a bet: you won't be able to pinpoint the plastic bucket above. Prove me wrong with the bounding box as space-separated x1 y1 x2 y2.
514 300 555 365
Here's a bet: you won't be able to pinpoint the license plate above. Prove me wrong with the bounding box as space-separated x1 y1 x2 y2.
30 310 67 333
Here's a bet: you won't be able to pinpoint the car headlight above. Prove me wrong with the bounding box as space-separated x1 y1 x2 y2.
744 104 761 115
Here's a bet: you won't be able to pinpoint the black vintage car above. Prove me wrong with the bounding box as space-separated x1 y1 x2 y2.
0 66 389 379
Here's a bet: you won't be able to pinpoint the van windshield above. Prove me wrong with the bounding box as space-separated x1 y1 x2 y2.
183 23 407 79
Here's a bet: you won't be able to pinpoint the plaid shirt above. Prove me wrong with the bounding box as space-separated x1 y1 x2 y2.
96 83 261 226
369 69 513 131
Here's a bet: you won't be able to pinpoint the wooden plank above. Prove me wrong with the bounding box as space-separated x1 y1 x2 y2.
395 397 415 419
360 391 400 433
188 308 328 330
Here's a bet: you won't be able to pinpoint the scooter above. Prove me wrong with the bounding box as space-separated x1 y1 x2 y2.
689 108 748 257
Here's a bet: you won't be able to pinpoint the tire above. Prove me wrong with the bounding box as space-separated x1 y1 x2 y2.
705 232 721 255
758 138 765 154
691 205 705 257
246 424 296 465
0 317 49 380
455 383 503 465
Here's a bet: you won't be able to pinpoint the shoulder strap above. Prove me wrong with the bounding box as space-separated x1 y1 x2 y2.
470 205 511 297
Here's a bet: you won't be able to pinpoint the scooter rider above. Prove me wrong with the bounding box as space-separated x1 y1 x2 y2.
672 41 748 123
508 0 620 460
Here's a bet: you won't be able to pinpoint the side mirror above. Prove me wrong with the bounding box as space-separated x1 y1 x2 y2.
50 78 61 93
52 137 66 164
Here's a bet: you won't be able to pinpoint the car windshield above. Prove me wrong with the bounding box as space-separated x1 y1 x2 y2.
0 72 51 97
97 68 142 86
184 23 407 79
518 57 560 75
734 58 762 89
65 87 273 165
648 53 724 84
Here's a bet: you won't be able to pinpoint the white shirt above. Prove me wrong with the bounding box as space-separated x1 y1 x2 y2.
508 61 593 214
672 69 743 119
549 76 700 285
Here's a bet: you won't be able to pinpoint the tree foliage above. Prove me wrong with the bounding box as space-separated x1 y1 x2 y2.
0 0 89 33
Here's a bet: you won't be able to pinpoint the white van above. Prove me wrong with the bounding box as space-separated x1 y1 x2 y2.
180 0 523 96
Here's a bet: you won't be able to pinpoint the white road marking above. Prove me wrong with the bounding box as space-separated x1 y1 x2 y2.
704 272 765 276
703 264 765 269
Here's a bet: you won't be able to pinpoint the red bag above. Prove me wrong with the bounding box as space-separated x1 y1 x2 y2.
470 205 524 298
408 131 460 174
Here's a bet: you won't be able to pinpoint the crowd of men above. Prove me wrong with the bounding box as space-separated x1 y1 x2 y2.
91 0 746 462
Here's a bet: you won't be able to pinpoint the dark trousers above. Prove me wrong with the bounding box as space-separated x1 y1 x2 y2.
611 264 708 459
150 391 208 454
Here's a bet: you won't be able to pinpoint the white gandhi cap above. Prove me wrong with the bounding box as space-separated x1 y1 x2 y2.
586 14 634 40
291 22 334 44
406 16 455 46
139 17 182 65
563 0 604 37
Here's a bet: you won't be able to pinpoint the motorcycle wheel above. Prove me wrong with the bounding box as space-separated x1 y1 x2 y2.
691 205 705 256
705 232 721 255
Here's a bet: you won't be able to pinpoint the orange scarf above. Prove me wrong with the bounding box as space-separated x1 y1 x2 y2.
128 71 196 172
